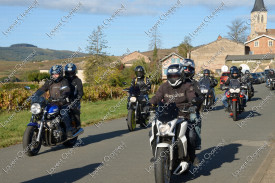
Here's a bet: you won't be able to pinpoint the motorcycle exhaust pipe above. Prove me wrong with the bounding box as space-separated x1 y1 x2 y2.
67 128 84 140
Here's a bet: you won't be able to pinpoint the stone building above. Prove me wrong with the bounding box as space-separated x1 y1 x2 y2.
190 36 245 75
121 51 151 67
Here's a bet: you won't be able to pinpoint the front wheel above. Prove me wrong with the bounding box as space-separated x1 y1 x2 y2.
232 100 237 121
155 147 171 183
127 109 136 131
23 126 42 156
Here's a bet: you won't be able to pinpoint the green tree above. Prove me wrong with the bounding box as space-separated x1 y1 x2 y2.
87 26 108 59
178 36 192 58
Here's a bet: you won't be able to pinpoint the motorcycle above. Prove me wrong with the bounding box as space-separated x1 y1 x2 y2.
199 77 214 111
124 86 149 131
149 103 193 183
23 86 84 156
223 79 247 121
242 82 254 101
269 78 275 90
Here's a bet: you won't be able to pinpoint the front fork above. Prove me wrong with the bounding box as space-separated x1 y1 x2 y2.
36 110 46 142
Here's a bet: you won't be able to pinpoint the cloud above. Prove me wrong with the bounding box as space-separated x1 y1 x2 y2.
0 0 275 15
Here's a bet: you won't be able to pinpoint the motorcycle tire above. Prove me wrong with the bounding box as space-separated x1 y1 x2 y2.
23 126 42 156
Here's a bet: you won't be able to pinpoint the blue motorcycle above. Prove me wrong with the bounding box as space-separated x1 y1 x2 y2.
23 86 84 156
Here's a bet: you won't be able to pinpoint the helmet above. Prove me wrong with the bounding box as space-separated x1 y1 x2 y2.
203 69 210 77
230 67 239 79
270 69 274 75
182 59 195 78
167 64 185 87
49 65 63 82
65 63 77 78
230 66 238 73
135 66 145 78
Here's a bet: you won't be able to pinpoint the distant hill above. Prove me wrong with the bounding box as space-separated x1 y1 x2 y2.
0 44 87 61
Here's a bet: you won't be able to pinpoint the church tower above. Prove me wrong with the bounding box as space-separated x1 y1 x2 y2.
250 0 267 39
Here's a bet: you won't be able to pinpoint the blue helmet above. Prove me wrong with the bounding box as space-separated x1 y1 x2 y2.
49 65 63 82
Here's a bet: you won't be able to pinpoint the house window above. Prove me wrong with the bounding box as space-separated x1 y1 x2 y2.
176 58 180 63
254 41 259 47
268 40 273 47
257 15 260 23
171 58 175 64
164 69 168 75
261 15 264 23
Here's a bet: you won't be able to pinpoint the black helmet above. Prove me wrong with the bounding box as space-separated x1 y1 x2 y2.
182 59 195 78
167 64 185 87
230 66 238 73
65 63 77 78
203 69 210 77
49 65 63 82
230 67 239 79
135 66 145 78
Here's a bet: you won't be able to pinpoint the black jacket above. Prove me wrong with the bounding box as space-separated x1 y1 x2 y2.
130 77 151 95
36 77 71 105
65 76 84 101
268 73 275 79
150 81 201 117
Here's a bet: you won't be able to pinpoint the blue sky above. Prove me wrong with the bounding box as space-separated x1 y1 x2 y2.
0 0 275 56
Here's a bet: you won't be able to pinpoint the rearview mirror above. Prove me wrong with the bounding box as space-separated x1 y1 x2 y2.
24 86 31 90
122 82 127 85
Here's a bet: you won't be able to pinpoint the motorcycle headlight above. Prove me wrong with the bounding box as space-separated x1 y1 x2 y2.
201 89 208 94
159 123 171 136
31 103 42 114
130 97 137 103
229 88 240 93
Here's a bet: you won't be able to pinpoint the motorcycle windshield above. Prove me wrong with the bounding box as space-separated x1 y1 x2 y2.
129 86 140 96
31 90 46 104
156 103 178 123
229 79 241 89
199 77 211 90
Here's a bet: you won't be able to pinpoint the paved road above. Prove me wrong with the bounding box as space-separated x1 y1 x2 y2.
0 84 275 183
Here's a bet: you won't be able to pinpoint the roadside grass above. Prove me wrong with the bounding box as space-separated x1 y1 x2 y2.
0 98 128 148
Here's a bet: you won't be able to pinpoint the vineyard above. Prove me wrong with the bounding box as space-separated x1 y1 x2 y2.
0 84 160 112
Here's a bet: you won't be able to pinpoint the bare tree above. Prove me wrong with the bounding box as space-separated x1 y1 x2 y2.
149 27 161 50
87 26 108 58
227 19 248 43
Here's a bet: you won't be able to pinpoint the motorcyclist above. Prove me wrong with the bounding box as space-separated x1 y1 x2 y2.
199 69 218 104
35 65 74 137
149 64 202 166
64 63 83 130
129 66 151 105
182 59 204 151
222 66 247 111
268 69 275 80
241 70 254 97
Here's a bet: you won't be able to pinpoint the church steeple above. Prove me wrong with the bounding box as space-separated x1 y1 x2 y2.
250 0 268 39
251 0 267 12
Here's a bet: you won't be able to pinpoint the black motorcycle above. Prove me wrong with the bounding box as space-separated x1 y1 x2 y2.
269 78 275 90
223 79 246 121
124 86 149 131
199 77 215 111
23 86 84 156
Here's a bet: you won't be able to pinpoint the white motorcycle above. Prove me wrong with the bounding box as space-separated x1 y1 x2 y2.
149 104 194 183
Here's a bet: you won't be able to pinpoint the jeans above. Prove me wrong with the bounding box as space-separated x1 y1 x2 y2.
190 112 201 149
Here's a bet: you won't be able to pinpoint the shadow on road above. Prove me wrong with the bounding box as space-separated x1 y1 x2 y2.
171 143 241 183
21 163 101 183
249 97 262 102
